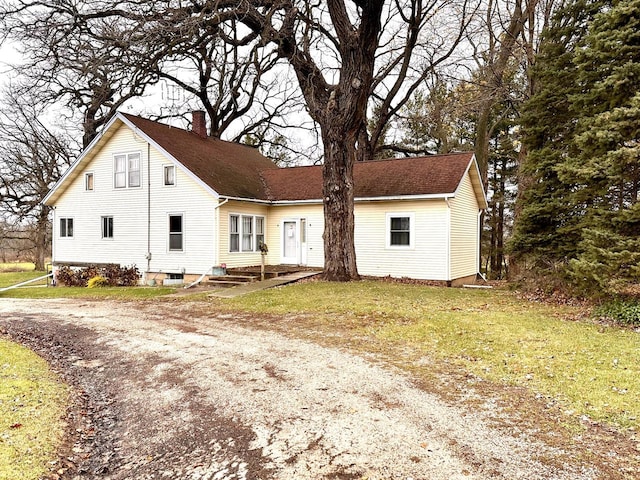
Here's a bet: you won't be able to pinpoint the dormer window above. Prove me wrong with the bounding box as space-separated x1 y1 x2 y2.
114 152 141 189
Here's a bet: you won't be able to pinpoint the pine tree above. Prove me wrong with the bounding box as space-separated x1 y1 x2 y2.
510 0 607 279
565 0 640 294
513 0 640 295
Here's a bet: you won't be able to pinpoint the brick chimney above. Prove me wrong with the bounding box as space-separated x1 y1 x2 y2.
191 110 207 138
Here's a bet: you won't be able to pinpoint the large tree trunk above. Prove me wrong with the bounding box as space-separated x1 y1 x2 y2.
275 1 383 281
322 128 359 281
34 206 50 271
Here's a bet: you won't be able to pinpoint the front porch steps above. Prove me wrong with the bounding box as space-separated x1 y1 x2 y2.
203 266 320 288
204 274 257 288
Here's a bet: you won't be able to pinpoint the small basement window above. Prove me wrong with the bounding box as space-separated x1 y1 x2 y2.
163 272 184 286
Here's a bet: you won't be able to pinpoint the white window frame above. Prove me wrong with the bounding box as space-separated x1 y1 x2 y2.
163 164 176 186
241 215 253 252
168 213 184 252
256 217 265 249
229 214 265 253
101 216 114 239
386 212 414 249
85 172 94 191
113 152 142 189
59 218 74 238
229 215 240 252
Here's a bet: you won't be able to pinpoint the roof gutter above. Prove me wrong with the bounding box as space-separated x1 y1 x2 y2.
225 192 458 206
219 195 273 204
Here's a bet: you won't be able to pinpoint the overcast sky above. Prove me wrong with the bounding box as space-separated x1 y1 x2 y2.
0 40 20 88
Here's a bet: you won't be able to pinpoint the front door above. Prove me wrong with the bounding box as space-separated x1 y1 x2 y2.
282 221 298 264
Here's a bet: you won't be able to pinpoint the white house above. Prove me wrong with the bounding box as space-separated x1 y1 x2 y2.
43 112 487 285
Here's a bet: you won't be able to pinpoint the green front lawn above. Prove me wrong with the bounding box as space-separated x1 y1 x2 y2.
0 285 175 299
222 281 640 430
0 339 69 480
0 271 49 289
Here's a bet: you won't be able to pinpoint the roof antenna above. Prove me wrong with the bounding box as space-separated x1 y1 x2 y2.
160 80 186 129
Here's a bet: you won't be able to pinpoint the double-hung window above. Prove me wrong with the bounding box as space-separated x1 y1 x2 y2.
387 213 414 248
169 214 183 251
242 216 253 251
229 214 265 252
256 217 265 248
60 218 73 238
102 216 114 239
229 215 240 252
114 152 141 188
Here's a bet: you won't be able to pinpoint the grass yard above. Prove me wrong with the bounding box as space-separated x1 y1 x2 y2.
0 271 50 289
1 275 639 477
0 339 69 480
221 281 640 431
0 285 176 299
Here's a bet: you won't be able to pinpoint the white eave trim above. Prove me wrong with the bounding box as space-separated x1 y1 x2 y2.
271 199 324 205
43 113 221 206
118 114 219 199
219 195 273 204
42 114 123 205
226 193 457 206
355 193 455 202
462 155 488 210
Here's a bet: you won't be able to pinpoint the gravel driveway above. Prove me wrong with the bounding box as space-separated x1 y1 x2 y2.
0 298 596 480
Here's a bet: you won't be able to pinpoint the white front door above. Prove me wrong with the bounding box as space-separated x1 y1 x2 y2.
282 221 298 264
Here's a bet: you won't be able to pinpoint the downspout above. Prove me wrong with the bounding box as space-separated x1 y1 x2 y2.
184 198 228 289
213 198 229 267
477 210 485 281
445 198 451 285
51 206 56 273
146 142 151 279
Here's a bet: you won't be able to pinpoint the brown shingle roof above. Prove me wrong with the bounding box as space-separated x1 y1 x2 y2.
122 113 278 199
261 152 475 201
124 114 476 203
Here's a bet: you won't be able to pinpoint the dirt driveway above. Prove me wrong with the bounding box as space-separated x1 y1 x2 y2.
0 298 596 480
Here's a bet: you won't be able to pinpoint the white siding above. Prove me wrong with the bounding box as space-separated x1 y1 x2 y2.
449 171 481 280
354 201 450 280
51 121 481 281
52 122 218 276
218 201 270 267
267 204 325 267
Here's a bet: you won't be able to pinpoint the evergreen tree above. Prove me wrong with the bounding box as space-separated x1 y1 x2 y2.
510 0 606 279
513 0 640 295
565 0 640 294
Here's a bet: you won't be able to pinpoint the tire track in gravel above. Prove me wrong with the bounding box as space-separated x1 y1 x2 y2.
0 298 597 480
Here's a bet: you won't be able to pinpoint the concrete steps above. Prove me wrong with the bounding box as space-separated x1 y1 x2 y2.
204 274 258 288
